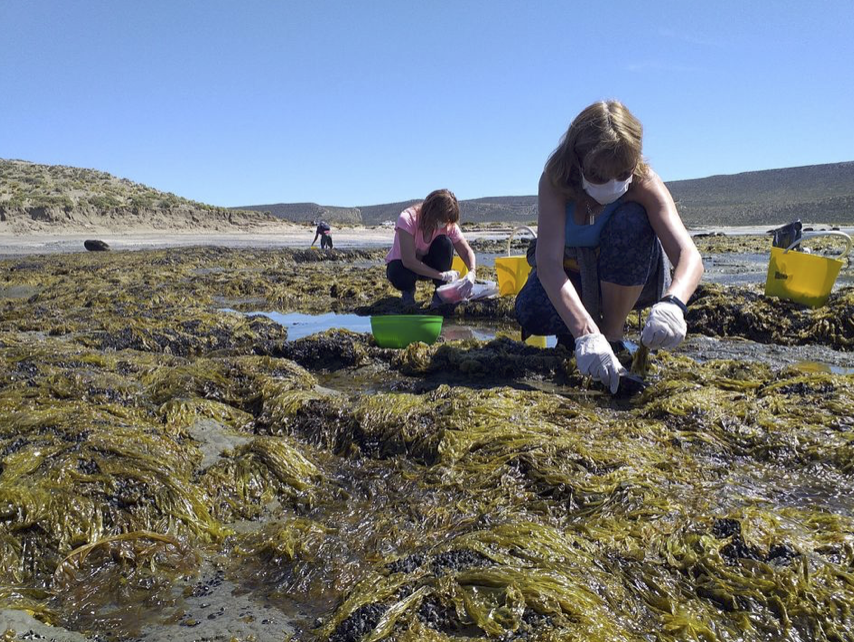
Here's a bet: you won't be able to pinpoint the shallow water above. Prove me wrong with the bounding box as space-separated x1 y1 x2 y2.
234 309 559 347
245 310 374 340
703 251 854 287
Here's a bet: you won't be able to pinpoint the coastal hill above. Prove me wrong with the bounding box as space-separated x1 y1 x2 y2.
0 159 277 233
239 161 854 228
667 162 854 227
2 158 852 234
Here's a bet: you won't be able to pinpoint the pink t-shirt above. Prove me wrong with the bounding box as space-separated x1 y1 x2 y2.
384 206 464 263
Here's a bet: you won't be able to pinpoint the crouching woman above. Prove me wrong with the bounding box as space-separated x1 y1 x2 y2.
515 100 704 393
385 188 477 306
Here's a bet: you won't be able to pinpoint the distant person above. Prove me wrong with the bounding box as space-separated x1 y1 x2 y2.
385 189 476 307
515 100 704 393
311 220 333 249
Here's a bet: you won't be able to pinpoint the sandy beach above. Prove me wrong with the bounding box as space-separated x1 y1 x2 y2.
0 224 520 258
3 223 852 259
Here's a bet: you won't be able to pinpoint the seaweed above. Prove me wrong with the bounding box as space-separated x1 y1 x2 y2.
1 247 854 641
688 283 854 350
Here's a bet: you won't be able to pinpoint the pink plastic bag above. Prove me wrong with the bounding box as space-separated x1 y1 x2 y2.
436 279 469 303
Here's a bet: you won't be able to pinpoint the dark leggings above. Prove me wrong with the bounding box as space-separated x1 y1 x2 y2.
386 235 454 291
515 202 661 337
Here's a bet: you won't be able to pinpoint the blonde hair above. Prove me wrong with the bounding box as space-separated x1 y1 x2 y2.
418 189 460 235
544 100 649 199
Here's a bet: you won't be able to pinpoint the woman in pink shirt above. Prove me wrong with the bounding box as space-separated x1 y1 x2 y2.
385 188 476 306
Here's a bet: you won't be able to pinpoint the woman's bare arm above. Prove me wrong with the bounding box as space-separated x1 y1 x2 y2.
629 171 704 304
535 172 600 338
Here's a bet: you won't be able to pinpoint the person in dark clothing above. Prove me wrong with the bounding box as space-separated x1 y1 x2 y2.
312 221 333 249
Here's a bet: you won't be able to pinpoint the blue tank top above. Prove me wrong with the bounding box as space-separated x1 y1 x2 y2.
564 198 624 248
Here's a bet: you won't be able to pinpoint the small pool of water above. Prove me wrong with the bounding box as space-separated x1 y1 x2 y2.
226 309 557 347
245 311 373 340
682 335 854 374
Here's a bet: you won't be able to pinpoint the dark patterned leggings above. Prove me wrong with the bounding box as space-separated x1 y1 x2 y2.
386 235 454 291
515 201 662 337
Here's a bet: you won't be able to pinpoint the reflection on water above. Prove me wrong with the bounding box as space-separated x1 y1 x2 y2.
228 309 559 347
793 360 854 375
243 310 373 340
685 335 854 373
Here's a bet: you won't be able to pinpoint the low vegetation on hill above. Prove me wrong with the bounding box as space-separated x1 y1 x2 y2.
0 159 275 232
667 162 854 227
237 201 362 224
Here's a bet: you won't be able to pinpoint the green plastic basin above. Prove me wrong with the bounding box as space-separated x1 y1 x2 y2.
370 315 443 349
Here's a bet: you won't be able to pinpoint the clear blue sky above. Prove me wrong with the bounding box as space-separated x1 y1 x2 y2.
2 1 853 207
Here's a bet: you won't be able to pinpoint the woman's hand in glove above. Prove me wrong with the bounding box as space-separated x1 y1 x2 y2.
574 333 625 394
439 270 460 283
641 300 687 349
458 270 476 298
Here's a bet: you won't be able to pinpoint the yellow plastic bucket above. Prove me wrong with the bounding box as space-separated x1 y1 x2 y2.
764 231 851 308
524 333 547 348
451 255 468 277
496 226 537 296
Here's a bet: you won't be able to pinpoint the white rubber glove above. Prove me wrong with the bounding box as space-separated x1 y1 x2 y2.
439 270 460 283
641 301 687 349
458 270 476 299
574 333 625 394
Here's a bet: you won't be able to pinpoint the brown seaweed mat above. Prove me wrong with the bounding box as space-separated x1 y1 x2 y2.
1 247 853 641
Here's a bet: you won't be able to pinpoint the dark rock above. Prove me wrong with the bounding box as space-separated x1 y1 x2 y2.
767 543 799 565
721 536 764 562
432 549 492 574
387 553 425 574
329 603 387 642
712 518 741 539
84 239 110 251
418 596 464 632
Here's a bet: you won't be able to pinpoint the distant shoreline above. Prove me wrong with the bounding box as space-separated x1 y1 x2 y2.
1 224 852 259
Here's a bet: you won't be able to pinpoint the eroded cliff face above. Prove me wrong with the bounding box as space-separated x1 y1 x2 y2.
0 204 277 233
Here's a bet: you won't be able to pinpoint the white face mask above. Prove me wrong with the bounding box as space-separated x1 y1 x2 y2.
582 173 633 205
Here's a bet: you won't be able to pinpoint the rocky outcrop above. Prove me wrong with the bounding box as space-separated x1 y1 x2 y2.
84 239 110 251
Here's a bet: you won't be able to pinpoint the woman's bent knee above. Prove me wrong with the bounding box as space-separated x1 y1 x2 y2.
514 271 566 336
386 261 417 291
599 202 658 286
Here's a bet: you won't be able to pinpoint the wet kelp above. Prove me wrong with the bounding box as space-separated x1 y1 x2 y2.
689 283 854 349
1 247 854 641
290 374 854 642
0 337 330 633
